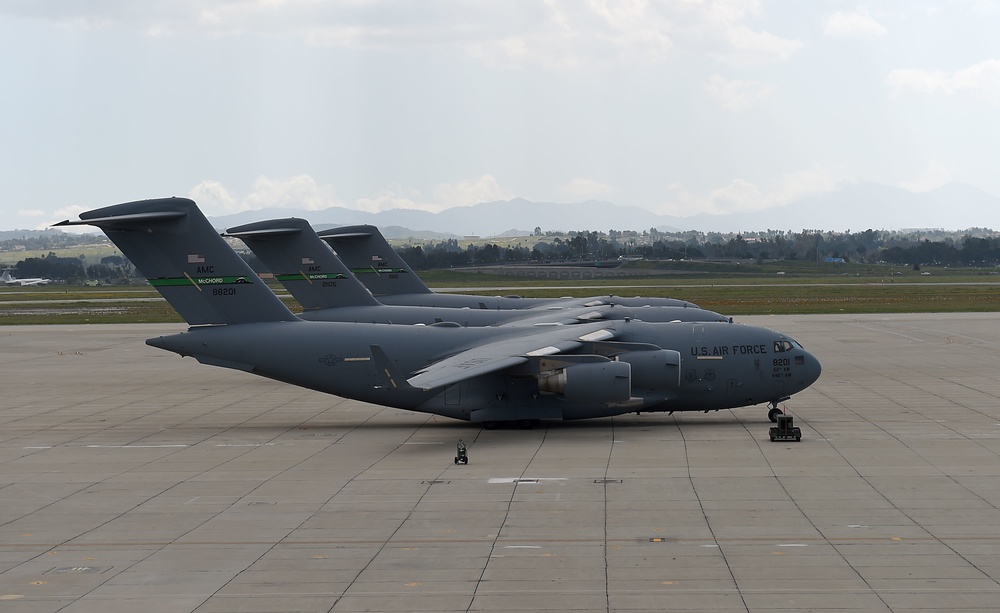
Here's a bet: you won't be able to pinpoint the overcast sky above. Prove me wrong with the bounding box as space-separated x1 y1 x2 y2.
2 1 999 231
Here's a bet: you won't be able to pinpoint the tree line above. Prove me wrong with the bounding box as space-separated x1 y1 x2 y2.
4 227 1000 283
5 253 132 284
394 228 1000 270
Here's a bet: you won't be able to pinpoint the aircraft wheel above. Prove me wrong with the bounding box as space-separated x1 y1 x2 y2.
517 419 535 430
768 407 782 423
483 421 498 430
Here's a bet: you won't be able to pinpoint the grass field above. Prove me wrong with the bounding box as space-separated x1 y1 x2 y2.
2 269 998 325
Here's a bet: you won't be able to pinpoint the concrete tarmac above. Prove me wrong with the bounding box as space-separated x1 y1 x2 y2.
1 313 999 612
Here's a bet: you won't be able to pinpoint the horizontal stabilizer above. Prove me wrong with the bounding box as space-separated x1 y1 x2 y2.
55 210 187 228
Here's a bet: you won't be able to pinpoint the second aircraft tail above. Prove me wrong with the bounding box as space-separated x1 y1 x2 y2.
225 218 381 310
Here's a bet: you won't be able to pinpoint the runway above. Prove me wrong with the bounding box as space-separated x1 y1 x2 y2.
2 313 1000 612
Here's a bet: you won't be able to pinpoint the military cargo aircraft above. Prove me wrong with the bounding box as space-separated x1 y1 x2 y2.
1 269 51 286
57 198 821 426
225 217 730 326
318 224 699 310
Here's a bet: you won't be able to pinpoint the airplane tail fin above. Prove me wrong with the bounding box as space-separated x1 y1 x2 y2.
55 197 296 326
0 269 11 283
225 218 380 310
316 224 432 296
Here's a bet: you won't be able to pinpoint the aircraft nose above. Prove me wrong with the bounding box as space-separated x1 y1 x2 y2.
798 350 822 389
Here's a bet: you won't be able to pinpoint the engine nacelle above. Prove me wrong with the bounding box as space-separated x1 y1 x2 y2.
538 360 631 403
615 349 681 390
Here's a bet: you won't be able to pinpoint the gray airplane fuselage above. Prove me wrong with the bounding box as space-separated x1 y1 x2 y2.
148 319 821 423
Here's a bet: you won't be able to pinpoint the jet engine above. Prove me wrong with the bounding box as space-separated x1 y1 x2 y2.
615 349 681 390
537 360 630 403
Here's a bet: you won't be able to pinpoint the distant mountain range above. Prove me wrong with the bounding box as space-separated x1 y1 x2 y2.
203 181 999 237
12 181 997 238
0 229 64 240
680 181 1000 233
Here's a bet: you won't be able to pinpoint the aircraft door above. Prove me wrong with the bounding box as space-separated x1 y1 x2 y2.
726 378 738 398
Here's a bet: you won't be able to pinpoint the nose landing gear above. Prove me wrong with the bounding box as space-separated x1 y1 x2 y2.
767 398 791 423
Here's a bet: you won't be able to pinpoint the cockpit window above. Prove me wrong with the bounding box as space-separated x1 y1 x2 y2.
773 340 795 353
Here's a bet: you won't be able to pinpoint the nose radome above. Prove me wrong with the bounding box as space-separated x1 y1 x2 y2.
802 351 822 388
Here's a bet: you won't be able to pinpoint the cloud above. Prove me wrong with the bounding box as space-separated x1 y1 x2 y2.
189 175 340 216
658 168 839 217
44 204 90 232
716 24 801 66
17 208 46 218
888 59 1000 104
686 1 801 67
432 175 511 208
823 9 888 39
186 173 513 217
486 1 799 69
354 174 512 213
243 175 339 211
464 1 674 70
354 188 423 214
189 180 241 214
705 75 773 110
4 1 801 70
899 160 953 192
557 177 615 200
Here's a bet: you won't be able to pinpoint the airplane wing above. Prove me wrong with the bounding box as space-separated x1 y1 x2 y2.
407 322 617 390
527 297 607 310
494 307 617 327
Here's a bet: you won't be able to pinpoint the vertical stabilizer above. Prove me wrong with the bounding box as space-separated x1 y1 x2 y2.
56 197 295 325
316 225 432 296
225 218 380 310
